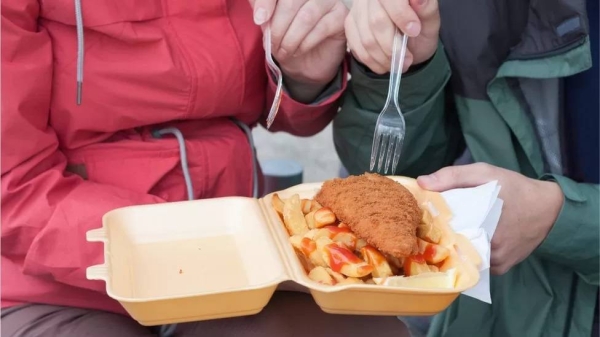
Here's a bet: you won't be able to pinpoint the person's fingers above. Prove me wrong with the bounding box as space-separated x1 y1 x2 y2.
368 0 395 60
416 163 497 192
270 0 308 52
345 16 362 62
346 14 388 74
296 2 347 55
249 0 277 25
379 0 421 37
409 0 440 38
355 0 390 68
278 0 336 58
409 0 439 22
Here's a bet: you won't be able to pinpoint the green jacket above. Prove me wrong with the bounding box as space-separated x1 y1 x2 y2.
333 0 599 336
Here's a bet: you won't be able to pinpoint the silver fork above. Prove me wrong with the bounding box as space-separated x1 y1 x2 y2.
369 29 408 174
263 24 283 129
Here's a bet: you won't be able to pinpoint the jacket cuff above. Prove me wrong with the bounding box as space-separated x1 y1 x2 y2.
535 174 600 284
349 42 450 112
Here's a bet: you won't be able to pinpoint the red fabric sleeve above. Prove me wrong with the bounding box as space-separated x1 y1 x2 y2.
1 0 164 293
263 59 348 137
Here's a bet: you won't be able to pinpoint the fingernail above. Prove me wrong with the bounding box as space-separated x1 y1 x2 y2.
405 21 421 37
254 8 267 25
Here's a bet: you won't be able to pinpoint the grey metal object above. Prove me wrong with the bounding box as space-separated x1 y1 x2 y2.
261 159 303 196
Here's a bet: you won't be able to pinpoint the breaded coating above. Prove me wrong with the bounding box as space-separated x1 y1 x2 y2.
314 173 421 259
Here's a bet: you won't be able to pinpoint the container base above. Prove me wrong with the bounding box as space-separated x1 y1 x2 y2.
136 308 264 326
320 308 442 317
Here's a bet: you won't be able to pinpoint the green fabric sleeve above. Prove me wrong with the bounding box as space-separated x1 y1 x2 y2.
332 43 464 177
535 174 599 286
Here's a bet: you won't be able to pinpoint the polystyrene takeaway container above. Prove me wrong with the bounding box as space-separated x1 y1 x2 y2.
86 176 481 326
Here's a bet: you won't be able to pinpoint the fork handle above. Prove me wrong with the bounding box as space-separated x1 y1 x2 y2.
385 29 408 110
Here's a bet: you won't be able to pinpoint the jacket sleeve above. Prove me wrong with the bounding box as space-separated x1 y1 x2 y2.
332 43 464 177
1 0 164 293
262 59 348 137
535 174 599 286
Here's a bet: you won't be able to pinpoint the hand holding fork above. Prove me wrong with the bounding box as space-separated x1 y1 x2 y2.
249 0 348 128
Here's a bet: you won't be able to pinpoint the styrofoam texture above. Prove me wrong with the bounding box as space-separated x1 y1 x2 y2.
87 176 480 325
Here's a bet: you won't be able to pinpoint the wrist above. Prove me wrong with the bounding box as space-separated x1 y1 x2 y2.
536 180 564 239
282 72 335 104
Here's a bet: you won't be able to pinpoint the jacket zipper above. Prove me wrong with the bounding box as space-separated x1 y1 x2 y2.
507 36 587 61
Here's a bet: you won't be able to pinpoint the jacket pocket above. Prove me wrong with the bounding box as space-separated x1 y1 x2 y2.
69 141 180 196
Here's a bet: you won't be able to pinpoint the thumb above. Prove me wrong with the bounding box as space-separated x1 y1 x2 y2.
249 0 276 25
416 163 495 192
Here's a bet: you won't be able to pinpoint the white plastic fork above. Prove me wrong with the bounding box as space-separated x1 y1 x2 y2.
263 24 283 129
369 29 408 174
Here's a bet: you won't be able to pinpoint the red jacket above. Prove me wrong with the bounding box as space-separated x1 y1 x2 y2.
1 0 346 314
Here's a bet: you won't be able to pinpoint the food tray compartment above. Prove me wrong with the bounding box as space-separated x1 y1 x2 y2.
259 177 481 316
87 197 288 325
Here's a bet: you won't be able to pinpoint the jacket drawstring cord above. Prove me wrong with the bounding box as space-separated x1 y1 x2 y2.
151 128 195 201
74 0 84 105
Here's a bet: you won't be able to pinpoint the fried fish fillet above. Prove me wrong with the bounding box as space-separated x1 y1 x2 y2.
314 173 421 259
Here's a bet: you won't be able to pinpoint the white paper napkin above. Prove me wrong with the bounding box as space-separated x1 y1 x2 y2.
438 181 503 304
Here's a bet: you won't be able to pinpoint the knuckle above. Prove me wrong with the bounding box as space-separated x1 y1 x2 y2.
282 0 301 11
361 35 377 49
279 42 293 55
357 50 372 64
331 0 349 14
331 6 348 31
315 19 332 36
369 12 388 31
297 4 318 24
356 52 376 70
281 38 300 52
274 50 289 61
271 31 284 45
